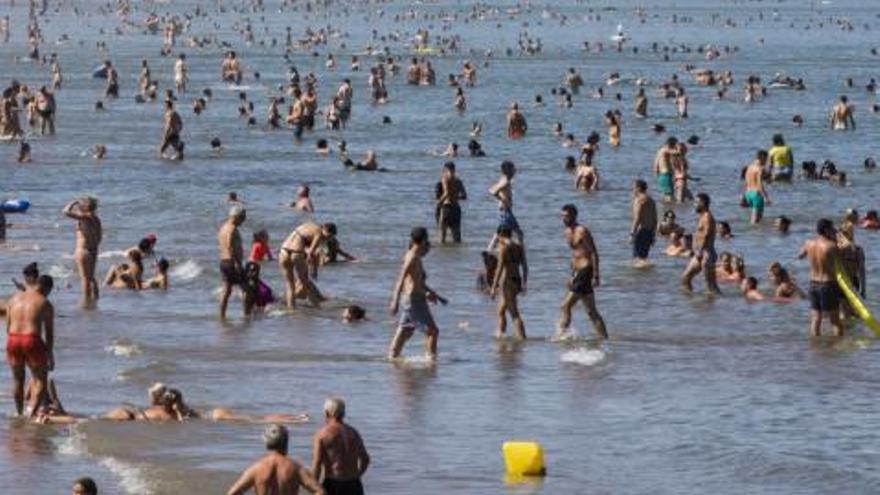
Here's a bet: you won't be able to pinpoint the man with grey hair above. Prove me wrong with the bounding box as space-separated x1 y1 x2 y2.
227 424 324 495
311 398 370 495
217 205 253 319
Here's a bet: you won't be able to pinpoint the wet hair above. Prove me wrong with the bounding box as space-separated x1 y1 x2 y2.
316 138 328 149
757 149 768 160
22 262 39 283
816 218 835 239
564 156 577 172
663 210 676 220
696 193 711 208
38 275 53 294
719 221 731 234
443 161 455 172
561 203 578 218
687 135 699 145
324 397 345 420
772 134 784 146
665 136 678 147
410 226 429 246
263 424 289 455
138 238 154 253
865 157 876 169
745 276 758 290
157 258 170 273
500 160 515 177
73 477 98 495
497 226 512 237
345 305 366 321
211 138 222 149
323 223 337 236
634 179 647 192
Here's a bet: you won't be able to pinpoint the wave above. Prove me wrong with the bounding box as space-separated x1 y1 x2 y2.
169 259 203 281
560 348 606 367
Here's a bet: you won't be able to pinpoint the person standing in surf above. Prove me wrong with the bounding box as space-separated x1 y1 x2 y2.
388 227 446 360
63 198 102 306
558 204 608 339
798 219 844 337
630 179 658 267
490 226 528 339
681 193 722 295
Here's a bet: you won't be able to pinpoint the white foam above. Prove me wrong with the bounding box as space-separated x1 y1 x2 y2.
169 259 202 281
560 348 606 367
101 457 153 495
47 264 74 279
105 342 142 357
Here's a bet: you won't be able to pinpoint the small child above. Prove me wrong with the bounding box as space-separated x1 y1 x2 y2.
342 305 366 322
245 262 275 310
742 277 764 301
249 230 274 262
145 258 170 290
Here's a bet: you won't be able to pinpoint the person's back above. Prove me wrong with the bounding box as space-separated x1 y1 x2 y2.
807 236 835 282
250 452 300 495
316 421 365 480
8 289 46 337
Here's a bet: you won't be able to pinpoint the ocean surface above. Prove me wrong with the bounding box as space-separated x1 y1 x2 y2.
2 0 880 493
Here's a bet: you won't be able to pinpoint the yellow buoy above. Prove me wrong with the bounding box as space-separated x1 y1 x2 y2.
502 441 546 476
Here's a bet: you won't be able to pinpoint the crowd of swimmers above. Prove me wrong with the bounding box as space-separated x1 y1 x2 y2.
4 0 880 493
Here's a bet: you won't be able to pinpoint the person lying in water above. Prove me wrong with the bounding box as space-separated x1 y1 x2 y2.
102 384 309 424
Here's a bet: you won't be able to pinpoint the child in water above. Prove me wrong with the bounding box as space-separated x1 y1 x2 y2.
245 262 274 311
249 230 274 263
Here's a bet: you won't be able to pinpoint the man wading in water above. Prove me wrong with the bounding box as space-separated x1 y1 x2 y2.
558 204 608 339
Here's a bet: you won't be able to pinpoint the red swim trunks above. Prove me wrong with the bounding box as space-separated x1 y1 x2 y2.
6 333 49 368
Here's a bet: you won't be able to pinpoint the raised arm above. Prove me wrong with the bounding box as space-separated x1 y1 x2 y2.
62 200 82 220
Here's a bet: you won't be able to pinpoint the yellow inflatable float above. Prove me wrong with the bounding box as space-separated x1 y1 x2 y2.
502 441 546 477
835 264 880 337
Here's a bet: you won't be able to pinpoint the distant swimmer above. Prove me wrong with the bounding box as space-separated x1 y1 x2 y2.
830 95 855 130
217 205 253 319
435 161 467 244
222 51 243 84
681 193 722 295
634 88 648 117
768 134 794 181
72 478 98 495
104 61 118 98
63 197 102 305
630 179 658 267
742 149 771 224
174 53 188 94
798 219 843 337
506 102 527 139
388 227 446 360
292 184 315 213
558 204 608 339
228 424 324 495
311 398 370 495
5 274 54 417
489 226 528 339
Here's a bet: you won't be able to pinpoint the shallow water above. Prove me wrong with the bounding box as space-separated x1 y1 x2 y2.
3 0 880 493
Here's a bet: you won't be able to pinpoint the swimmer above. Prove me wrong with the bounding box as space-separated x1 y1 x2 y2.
488 160 523 249
104 382 174 421
435 162 467 244
830 95 855 130
506 102 527 139
489 226 528 340
575 151 599 191
228 424 323 495
342 305 366 322
775 216 792 234
768 134 794 181
634 88 648 117
63 198 101 305
682 193 722 294
388 227 445 360
218 205 252 319
279 222 334 308
5 274 54 417
768 262 804 300
631 179 658 266
92 144 106 161
144 258 170 290
72 478 98 495
718 221 734 239
102 262 138 289
311 398 370 495
798 219 844 337
742 150 771 223
742 277 765 301
558 204 607 339
292 185 315 212
250 230 274 263
860 210 880 229
653 137 678 201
